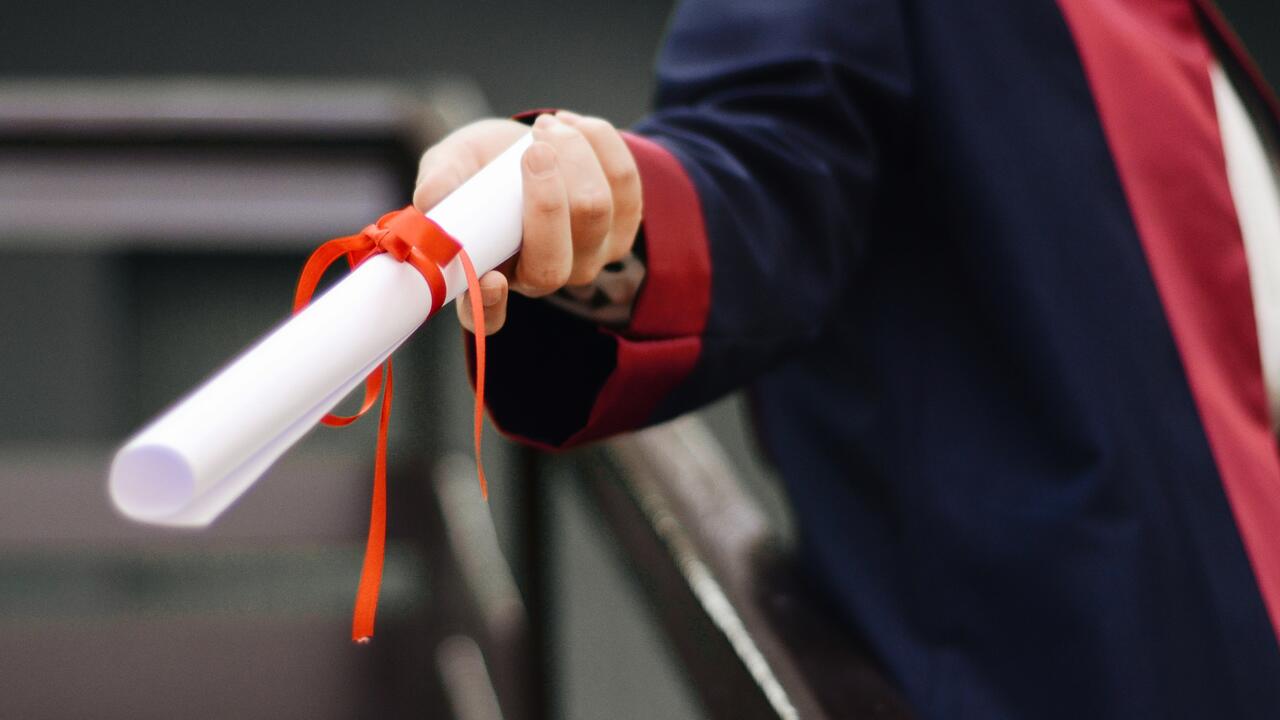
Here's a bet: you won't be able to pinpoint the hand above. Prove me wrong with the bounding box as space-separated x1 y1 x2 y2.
413 111 643 335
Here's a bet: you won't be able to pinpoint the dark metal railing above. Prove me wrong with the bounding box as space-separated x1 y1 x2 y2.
432 412 912 720
576 417 911 720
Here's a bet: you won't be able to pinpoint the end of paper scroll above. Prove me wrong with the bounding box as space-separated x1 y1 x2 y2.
109 444 197 523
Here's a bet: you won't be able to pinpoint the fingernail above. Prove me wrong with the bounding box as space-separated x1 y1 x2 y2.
533 113 558 129
526 142 556 177
556 110 582 123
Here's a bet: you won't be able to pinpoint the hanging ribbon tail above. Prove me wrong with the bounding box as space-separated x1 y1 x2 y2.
291 206 492 644
351 360 392 643
457 249 488 500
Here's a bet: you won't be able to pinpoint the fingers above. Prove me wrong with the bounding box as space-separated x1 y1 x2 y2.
556 111 642 264
457 270 509 335
421 112 642 340
531 114 614 285
414 118 529 212
512 139 573 297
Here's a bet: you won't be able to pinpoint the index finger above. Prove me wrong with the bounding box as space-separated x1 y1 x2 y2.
413 119 529 212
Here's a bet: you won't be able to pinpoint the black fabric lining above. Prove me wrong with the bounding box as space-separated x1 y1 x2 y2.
482 292 618 447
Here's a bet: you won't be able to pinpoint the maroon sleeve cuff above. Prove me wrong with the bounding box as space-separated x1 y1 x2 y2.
620 132 713 339
468 129 712 448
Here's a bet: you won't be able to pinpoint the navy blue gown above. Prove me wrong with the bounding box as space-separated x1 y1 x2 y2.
477 1 1280 716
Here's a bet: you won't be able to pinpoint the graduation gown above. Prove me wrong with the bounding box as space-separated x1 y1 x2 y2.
476 1 1280 716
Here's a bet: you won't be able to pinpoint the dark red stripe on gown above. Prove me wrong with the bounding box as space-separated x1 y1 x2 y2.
1057 0 1280 643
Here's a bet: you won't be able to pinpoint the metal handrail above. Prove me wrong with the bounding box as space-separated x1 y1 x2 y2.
578 416 911 720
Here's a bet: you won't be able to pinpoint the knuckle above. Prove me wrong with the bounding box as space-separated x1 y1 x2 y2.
607 229 638 262
613 187 642 222
575 187 613 226
577 116 614 137
530 191 564 216
521 261 570 293
569 259 605 286
549 121 584 142
606 161 639 190
547 262 572 288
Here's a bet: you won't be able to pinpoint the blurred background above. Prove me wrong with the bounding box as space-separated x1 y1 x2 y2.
0 1 1276 719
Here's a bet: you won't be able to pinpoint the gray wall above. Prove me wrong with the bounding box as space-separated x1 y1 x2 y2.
0 0 676 124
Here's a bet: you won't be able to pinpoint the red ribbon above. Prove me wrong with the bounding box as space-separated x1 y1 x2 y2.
293 206 488 643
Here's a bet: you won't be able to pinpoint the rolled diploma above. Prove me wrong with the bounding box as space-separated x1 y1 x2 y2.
109 133 533 527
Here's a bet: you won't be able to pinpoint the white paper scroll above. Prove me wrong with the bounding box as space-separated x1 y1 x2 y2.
109 133 533 527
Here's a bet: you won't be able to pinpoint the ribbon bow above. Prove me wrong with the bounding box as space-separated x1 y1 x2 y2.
293 206 489 643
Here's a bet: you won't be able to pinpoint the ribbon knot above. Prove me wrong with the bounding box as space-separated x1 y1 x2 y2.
293 205 489 644
376 230 413 262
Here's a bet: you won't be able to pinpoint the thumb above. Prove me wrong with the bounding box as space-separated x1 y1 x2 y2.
456 270 509 335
